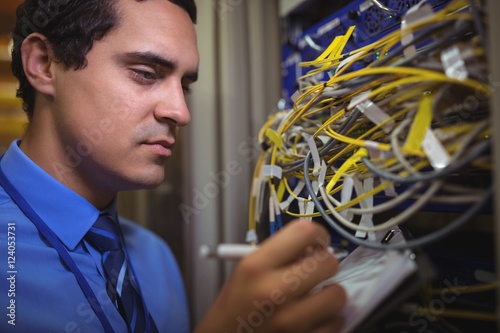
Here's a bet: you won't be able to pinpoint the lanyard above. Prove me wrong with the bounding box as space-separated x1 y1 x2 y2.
0 157 154 333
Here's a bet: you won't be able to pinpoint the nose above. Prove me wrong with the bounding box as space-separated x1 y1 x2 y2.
154 81 191 127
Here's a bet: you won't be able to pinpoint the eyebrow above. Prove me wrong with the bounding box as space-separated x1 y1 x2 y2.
122 51 198 83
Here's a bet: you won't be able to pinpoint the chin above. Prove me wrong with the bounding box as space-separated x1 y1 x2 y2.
140 180 164 190
135 172 166 189
114 170 163 190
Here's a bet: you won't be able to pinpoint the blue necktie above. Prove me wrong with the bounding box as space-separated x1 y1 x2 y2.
86 213 158 333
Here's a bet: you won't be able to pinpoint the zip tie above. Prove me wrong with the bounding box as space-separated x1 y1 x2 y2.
340 175 355 221
441 45 469 81
362 177 377 241
401 2 433 57
422 129 451 169
353 177 376 239
252 177 261 197
304 133 321 176
246 229 257 244
384 183 398 197
279 180 305 211
348 90 371 110
356 100 395 133
298 198 307 216
271 188 282 218
318 160 327 188
262 165 283 180
305 179 319 220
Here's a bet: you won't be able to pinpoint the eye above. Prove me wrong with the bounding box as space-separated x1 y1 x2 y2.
182 85 192 95
131 69 158 84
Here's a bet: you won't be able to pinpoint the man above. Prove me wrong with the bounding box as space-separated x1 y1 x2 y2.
0 0 346 332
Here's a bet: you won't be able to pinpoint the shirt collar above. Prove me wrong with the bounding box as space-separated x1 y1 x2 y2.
1 140 110 251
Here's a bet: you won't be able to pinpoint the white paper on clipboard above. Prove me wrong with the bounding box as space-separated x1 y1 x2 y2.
312 232 418 333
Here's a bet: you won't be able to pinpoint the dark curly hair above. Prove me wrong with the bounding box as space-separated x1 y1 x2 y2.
11 0 197 120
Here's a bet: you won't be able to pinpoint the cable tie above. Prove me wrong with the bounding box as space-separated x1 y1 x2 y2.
298 198 307 216
384 184 398 197
262 165 283 179
318 160 327 188
305 201 316 219
441 45 469 81
304 133 321 176
365 141 381 160
304 178 319 220
356 100 394 133
291 90 301 103
356 177 378 240
279 180 305 211
335 52 364 76
365 141 393 165
401 2 433 58
251 177 261 198
422 129 450 169
348 90 371 110
340 175 355 221
271 188 282 218
245 229 257 243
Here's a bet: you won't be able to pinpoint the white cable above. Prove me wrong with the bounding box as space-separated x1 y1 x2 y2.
324 181 425 215
319 180 443 232
390 117 417 174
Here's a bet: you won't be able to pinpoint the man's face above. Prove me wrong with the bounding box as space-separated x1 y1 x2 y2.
50 0 199 194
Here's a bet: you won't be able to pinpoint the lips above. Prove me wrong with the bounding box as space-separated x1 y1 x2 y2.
143 138 175 157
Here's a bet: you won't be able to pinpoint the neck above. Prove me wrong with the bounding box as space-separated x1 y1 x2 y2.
20 114 115 210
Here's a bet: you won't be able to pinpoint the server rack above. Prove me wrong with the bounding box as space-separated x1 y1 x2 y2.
253 0 500 330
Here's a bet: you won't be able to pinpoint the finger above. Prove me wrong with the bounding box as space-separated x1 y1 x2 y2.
268 283 347 332
277 246 341 298
251 219 331 268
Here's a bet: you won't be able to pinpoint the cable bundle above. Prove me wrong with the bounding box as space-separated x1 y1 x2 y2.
248 0 492 250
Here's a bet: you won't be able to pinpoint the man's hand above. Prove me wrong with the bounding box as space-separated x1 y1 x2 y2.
194 220 347 333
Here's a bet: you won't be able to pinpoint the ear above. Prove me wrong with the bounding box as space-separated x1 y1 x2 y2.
20 33 57 97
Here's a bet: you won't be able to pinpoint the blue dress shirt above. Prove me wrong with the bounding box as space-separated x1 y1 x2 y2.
0 141 190 333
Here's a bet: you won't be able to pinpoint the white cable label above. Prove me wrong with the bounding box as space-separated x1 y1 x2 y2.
357 100 394 133
361 178 376 241
340 176 354 221
422 129 450 169
348 90 371 110
401 2 433 57
279 181 305 211
441 46 468 80
246 229 257 243
262 165 283 179
304 133 321 176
